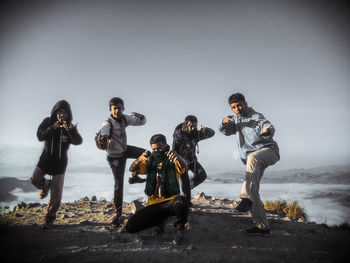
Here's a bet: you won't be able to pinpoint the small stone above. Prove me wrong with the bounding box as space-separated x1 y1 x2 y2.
15 213 23 217
28 203 41 208
91 196 97 202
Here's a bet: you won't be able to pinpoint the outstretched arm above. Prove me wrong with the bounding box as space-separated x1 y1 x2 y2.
37 118 55 141
129 151 149 173
198 125 215 141
219 116 237 136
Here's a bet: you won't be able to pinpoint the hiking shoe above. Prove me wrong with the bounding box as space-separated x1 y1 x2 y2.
39 188 50 199
128 175 146 184
41 220 54 229
112 215 126 228
234 198 253 213
173 228 186 245
246 226 271 236
39 180 52 199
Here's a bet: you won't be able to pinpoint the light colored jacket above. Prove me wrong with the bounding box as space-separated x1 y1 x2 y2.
220 107 279 163
101 113 146 157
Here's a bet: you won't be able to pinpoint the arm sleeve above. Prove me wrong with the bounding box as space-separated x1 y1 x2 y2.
172 127 183 152
257 114 275 138
139 161 148 174
175 162 186 174
67 126 83 145
198 127 215 141
100 121 111 136
125 113 146 126
219 122 237 136
36 118 54 142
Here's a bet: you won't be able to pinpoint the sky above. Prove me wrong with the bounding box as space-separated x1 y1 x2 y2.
0 0 349 171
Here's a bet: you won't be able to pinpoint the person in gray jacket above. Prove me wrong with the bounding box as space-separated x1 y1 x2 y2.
220 93 280 235
100 97 146 227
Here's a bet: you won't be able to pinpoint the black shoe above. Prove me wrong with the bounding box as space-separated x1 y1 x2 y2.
41 220 54 229
246 226 271 236
111 214 121 228
234 198 253 213
128 175 146 184
173 228 186 245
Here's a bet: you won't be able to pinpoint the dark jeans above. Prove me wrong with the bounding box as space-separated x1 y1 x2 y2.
181 160 207 204
125 195 189 233
107 145 145 217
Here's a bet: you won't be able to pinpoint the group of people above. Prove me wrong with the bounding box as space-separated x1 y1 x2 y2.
31 92 279 244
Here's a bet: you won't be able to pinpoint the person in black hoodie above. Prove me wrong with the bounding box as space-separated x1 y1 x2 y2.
31 100 82 228
172 115 215 205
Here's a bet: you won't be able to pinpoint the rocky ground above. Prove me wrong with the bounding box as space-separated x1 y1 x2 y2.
0 192 349 263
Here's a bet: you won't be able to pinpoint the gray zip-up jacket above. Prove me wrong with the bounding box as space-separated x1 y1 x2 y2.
219 107 279 163
101 113 146 157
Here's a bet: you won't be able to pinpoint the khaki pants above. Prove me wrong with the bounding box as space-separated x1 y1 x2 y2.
31 166 65 222
240 147 280 230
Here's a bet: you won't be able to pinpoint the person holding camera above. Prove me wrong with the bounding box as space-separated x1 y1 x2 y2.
172 115 215 205
31 100 83 228
126 134 189 245
99 97 146 228
220 93 280 235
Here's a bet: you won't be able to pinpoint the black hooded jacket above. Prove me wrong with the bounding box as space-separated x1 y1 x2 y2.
172 123 215 162
37 100 83 175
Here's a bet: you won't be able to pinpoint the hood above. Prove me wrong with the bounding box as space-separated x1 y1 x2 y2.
50 100 73 123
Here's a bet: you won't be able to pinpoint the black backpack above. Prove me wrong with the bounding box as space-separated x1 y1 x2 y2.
95 119 112 150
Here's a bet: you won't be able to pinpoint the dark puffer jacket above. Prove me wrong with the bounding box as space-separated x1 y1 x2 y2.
36 100 83 175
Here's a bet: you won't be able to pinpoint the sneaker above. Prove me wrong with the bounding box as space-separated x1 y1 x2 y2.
173 228 186 245
39 180 52 199
41 220 54 229
128 175 146 184
112 214 127 229
246 226 271 236
39 188 49 199
234 198 253 213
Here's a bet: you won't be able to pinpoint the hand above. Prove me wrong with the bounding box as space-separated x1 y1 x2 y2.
222 116 233 125
53 121 61 129
165 151 179 163
131 112 144 120
62 121 74 131
138 150 150 163
261 125 271 136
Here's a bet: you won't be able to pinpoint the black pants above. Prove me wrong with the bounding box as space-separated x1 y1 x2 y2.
125 195 189 233
181 160 207 204
107 145 145 217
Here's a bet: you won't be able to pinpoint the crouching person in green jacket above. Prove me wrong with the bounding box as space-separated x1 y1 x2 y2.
125 134 189 245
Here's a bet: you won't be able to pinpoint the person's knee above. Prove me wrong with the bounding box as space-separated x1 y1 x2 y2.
125 222 138 233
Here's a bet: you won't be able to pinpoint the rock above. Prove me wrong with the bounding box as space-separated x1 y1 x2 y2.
80 197 89 202
28 203 41 208
91 196 97 202
195 192 207 200
15 213 23 217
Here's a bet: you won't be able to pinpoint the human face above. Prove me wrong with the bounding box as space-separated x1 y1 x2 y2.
110 104 124 118
151 142 166 152
230 101 247 116
57 109 68 123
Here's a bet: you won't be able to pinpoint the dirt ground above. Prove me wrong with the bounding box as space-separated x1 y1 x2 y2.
0 192 349 263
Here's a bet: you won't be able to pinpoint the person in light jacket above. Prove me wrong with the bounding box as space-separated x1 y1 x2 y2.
220 93 280 235
100 97 146 227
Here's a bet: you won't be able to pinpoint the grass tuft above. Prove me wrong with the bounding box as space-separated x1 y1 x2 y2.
264 199 309 221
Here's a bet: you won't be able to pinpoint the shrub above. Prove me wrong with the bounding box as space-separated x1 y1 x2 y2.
264 199 309 221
